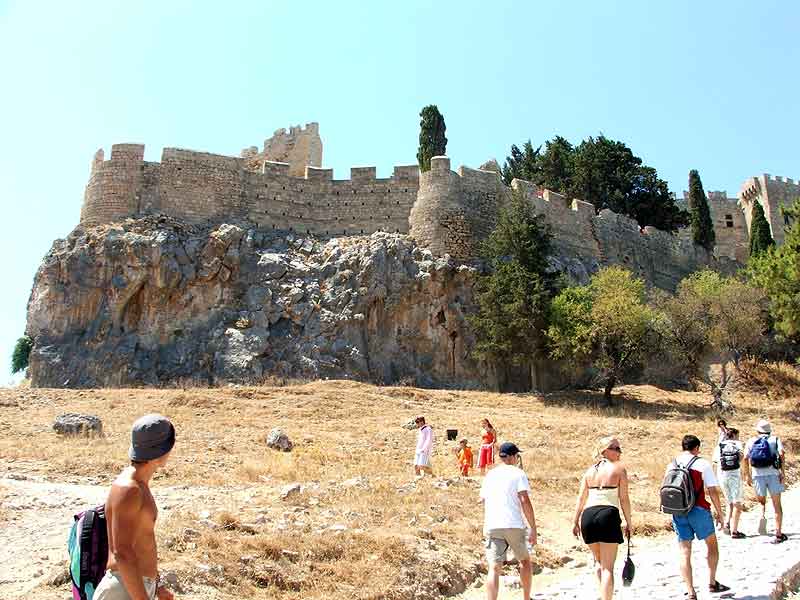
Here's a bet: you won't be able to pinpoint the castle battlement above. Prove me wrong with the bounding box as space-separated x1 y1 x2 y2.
76 123 795 290
80 141 420 237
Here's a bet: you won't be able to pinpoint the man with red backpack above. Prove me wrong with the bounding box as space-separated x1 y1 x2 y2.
744 419 787 543
661 435 729 599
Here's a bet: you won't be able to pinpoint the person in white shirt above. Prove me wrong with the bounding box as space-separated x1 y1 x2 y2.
743 419 786 542
413 416 434 476
479 442 537 600
711 427 745 538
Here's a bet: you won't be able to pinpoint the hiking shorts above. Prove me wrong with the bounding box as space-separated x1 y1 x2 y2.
94 571 157 600
672 506 715 542
753 473 785 497
414 451 431 467
485 528 530 563
720 472 743 504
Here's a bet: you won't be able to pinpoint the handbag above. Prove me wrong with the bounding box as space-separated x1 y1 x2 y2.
622 535 635 586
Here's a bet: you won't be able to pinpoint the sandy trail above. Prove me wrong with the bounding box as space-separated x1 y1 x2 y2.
458 486 800 600
0 475 253 599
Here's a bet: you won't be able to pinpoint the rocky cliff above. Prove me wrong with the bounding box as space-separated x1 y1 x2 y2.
26 218 484 388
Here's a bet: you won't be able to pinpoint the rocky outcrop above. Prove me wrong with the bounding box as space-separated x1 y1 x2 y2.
26 217 484 389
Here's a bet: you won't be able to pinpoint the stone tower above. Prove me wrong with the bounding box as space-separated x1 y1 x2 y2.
241 122 322 177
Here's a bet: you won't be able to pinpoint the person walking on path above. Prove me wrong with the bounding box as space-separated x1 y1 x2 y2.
478 418 497 476
414 416 434 477
572 436 632 600
457 438 474 477
712 427 745 538
743 419 787 542
668 435 729 599
94 414 176 600
480 442 538 600
717 419 729 444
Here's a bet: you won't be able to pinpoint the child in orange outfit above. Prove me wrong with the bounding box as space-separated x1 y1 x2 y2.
457 439 473 476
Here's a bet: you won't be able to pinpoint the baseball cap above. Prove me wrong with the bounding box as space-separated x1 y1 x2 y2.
129 414 175 461
498 442 521 457
756 419 772 434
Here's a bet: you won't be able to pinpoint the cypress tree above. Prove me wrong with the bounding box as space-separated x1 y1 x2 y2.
416 105 447 172
688 169 715 251
749 200 775 256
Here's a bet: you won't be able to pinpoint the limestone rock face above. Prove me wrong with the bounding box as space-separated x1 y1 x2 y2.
26 217 483 389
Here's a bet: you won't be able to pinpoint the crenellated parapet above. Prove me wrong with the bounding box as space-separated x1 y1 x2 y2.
738 174 800 245
80 143 420 237
409 156 722 289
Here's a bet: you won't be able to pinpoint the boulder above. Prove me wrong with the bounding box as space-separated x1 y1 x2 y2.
266 428 293 452
53 413 103 436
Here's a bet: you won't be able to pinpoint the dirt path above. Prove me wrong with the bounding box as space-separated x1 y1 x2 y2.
458 486 800 600
0 474 260 600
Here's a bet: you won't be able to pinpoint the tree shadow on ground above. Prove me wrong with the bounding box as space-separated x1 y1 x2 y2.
532 387 712 422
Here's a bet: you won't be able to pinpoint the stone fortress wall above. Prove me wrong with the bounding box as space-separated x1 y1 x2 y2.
80 124 420 237
79 122 798 288
739 174 800 246
409 157 719 290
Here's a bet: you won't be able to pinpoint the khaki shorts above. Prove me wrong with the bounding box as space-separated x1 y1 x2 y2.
93 571 157 600
485 528 530 563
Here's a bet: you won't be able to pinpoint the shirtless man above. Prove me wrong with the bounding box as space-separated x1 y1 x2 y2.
94 414 176 600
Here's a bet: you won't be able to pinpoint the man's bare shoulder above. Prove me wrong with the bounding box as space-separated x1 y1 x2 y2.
109 473 145 509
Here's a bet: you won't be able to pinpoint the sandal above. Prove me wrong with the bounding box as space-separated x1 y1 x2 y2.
731 531 746 539
709 581 731 593
771 533 788 544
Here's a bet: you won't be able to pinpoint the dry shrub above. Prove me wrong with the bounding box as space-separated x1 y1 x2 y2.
738 359 800 399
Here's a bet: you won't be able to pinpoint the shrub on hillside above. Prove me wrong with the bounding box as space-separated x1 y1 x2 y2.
547 267 659 404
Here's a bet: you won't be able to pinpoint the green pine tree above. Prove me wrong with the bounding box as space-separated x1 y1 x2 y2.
749 200 775 256
688 169 715 251
11 335 33 374
468 190 556 376
416 105 447 172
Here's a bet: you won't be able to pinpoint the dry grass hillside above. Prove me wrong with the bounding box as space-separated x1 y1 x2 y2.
2 362 799 599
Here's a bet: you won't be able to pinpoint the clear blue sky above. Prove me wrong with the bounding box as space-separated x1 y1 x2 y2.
1 1 798 383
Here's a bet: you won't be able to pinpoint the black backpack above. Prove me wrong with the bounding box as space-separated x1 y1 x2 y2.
660 456 699 515
719 442 741 471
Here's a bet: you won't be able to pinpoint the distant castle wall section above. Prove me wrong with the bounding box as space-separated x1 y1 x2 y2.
740 174 800 246
80 144 419 236
411 158 720 289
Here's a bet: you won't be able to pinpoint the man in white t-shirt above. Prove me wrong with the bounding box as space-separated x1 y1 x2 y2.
743 419 786 542
479 442 537 600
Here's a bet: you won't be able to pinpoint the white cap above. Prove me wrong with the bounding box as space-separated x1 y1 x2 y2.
756 419 772 434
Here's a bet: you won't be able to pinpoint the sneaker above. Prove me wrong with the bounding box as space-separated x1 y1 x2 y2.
758 517 768 535
771 533 788 544
731 531 746 539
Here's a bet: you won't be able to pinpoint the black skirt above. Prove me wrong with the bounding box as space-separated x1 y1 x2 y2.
581 505 624 545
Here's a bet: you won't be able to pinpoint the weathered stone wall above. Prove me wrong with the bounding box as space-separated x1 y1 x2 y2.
676 191 749 262
410 158 725 289
241 122 323 177
409 157 506 260
81 145 419 236
740 174 800 246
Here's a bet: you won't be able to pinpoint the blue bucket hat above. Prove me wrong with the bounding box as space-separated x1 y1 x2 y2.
129 414 175 461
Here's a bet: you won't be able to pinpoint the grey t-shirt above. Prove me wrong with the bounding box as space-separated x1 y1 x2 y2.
744 435 784 477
